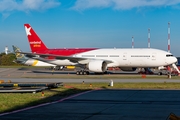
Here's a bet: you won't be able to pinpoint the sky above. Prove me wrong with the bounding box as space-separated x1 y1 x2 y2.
1 0 180 56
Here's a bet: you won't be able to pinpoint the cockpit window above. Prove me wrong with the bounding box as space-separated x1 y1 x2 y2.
166 54 173 57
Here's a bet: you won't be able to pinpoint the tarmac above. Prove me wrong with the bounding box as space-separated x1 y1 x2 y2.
0 89 180 120
1 68 180 83
0 68 180 119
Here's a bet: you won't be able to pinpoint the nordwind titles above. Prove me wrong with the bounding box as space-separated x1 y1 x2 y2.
30 41 41 45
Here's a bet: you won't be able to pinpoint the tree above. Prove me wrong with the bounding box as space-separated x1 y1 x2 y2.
0 53 22 66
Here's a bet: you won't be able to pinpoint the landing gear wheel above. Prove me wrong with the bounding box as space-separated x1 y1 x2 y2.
80 71 83 75
83 71 87 75
76 71 80 75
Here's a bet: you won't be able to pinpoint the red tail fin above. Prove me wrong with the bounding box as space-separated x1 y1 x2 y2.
24 24 48 53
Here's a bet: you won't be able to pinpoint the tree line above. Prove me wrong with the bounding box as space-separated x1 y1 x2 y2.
0 53 22 66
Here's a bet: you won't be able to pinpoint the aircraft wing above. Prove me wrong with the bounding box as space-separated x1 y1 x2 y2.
18 52 113 64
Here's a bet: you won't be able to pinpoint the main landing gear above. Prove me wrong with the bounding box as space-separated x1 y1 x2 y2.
76 70 89 75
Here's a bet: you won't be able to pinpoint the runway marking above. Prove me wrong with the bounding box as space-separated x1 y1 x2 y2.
0 89 100 117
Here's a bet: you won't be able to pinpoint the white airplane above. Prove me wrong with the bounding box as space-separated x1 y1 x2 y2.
12 45 56 67
20 24 177 75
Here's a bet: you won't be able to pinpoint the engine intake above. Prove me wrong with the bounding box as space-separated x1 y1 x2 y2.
88 60 107 72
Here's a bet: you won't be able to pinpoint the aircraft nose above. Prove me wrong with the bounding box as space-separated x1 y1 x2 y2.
173 57 178 63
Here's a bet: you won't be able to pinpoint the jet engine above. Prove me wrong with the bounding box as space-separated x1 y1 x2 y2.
88 60 107 72
120 67 137 71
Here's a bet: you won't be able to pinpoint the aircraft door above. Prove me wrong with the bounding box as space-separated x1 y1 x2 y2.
123 53 129 65
123 53 127 60
152 53 156 60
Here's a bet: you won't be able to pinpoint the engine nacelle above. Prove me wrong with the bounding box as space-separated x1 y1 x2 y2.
120 67 137 71
88 60 107 72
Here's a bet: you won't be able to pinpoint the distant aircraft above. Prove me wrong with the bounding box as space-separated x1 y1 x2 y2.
12 45 56 67
21 24 178 75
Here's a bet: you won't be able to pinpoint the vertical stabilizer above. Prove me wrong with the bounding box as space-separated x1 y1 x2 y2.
12 45 28 63
24 24 48 53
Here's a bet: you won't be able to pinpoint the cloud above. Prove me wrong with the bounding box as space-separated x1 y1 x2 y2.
0 0 61 13
72 0 180 11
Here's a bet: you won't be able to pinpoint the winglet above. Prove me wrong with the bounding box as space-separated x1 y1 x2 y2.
24 24 48 53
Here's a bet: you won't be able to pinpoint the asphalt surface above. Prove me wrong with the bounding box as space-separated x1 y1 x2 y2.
0 68 180 120
1 89 180 120
0 67 140 78
0 68 180 83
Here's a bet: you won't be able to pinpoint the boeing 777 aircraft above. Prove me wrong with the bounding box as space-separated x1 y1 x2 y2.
21 24 178 75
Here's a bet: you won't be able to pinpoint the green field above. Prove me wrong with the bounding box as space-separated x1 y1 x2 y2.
1 82 180 114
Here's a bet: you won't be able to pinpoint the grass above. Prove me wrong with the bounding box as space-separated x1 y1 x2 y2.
0 85 89 114
66 82 180 89
1 82 180 114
